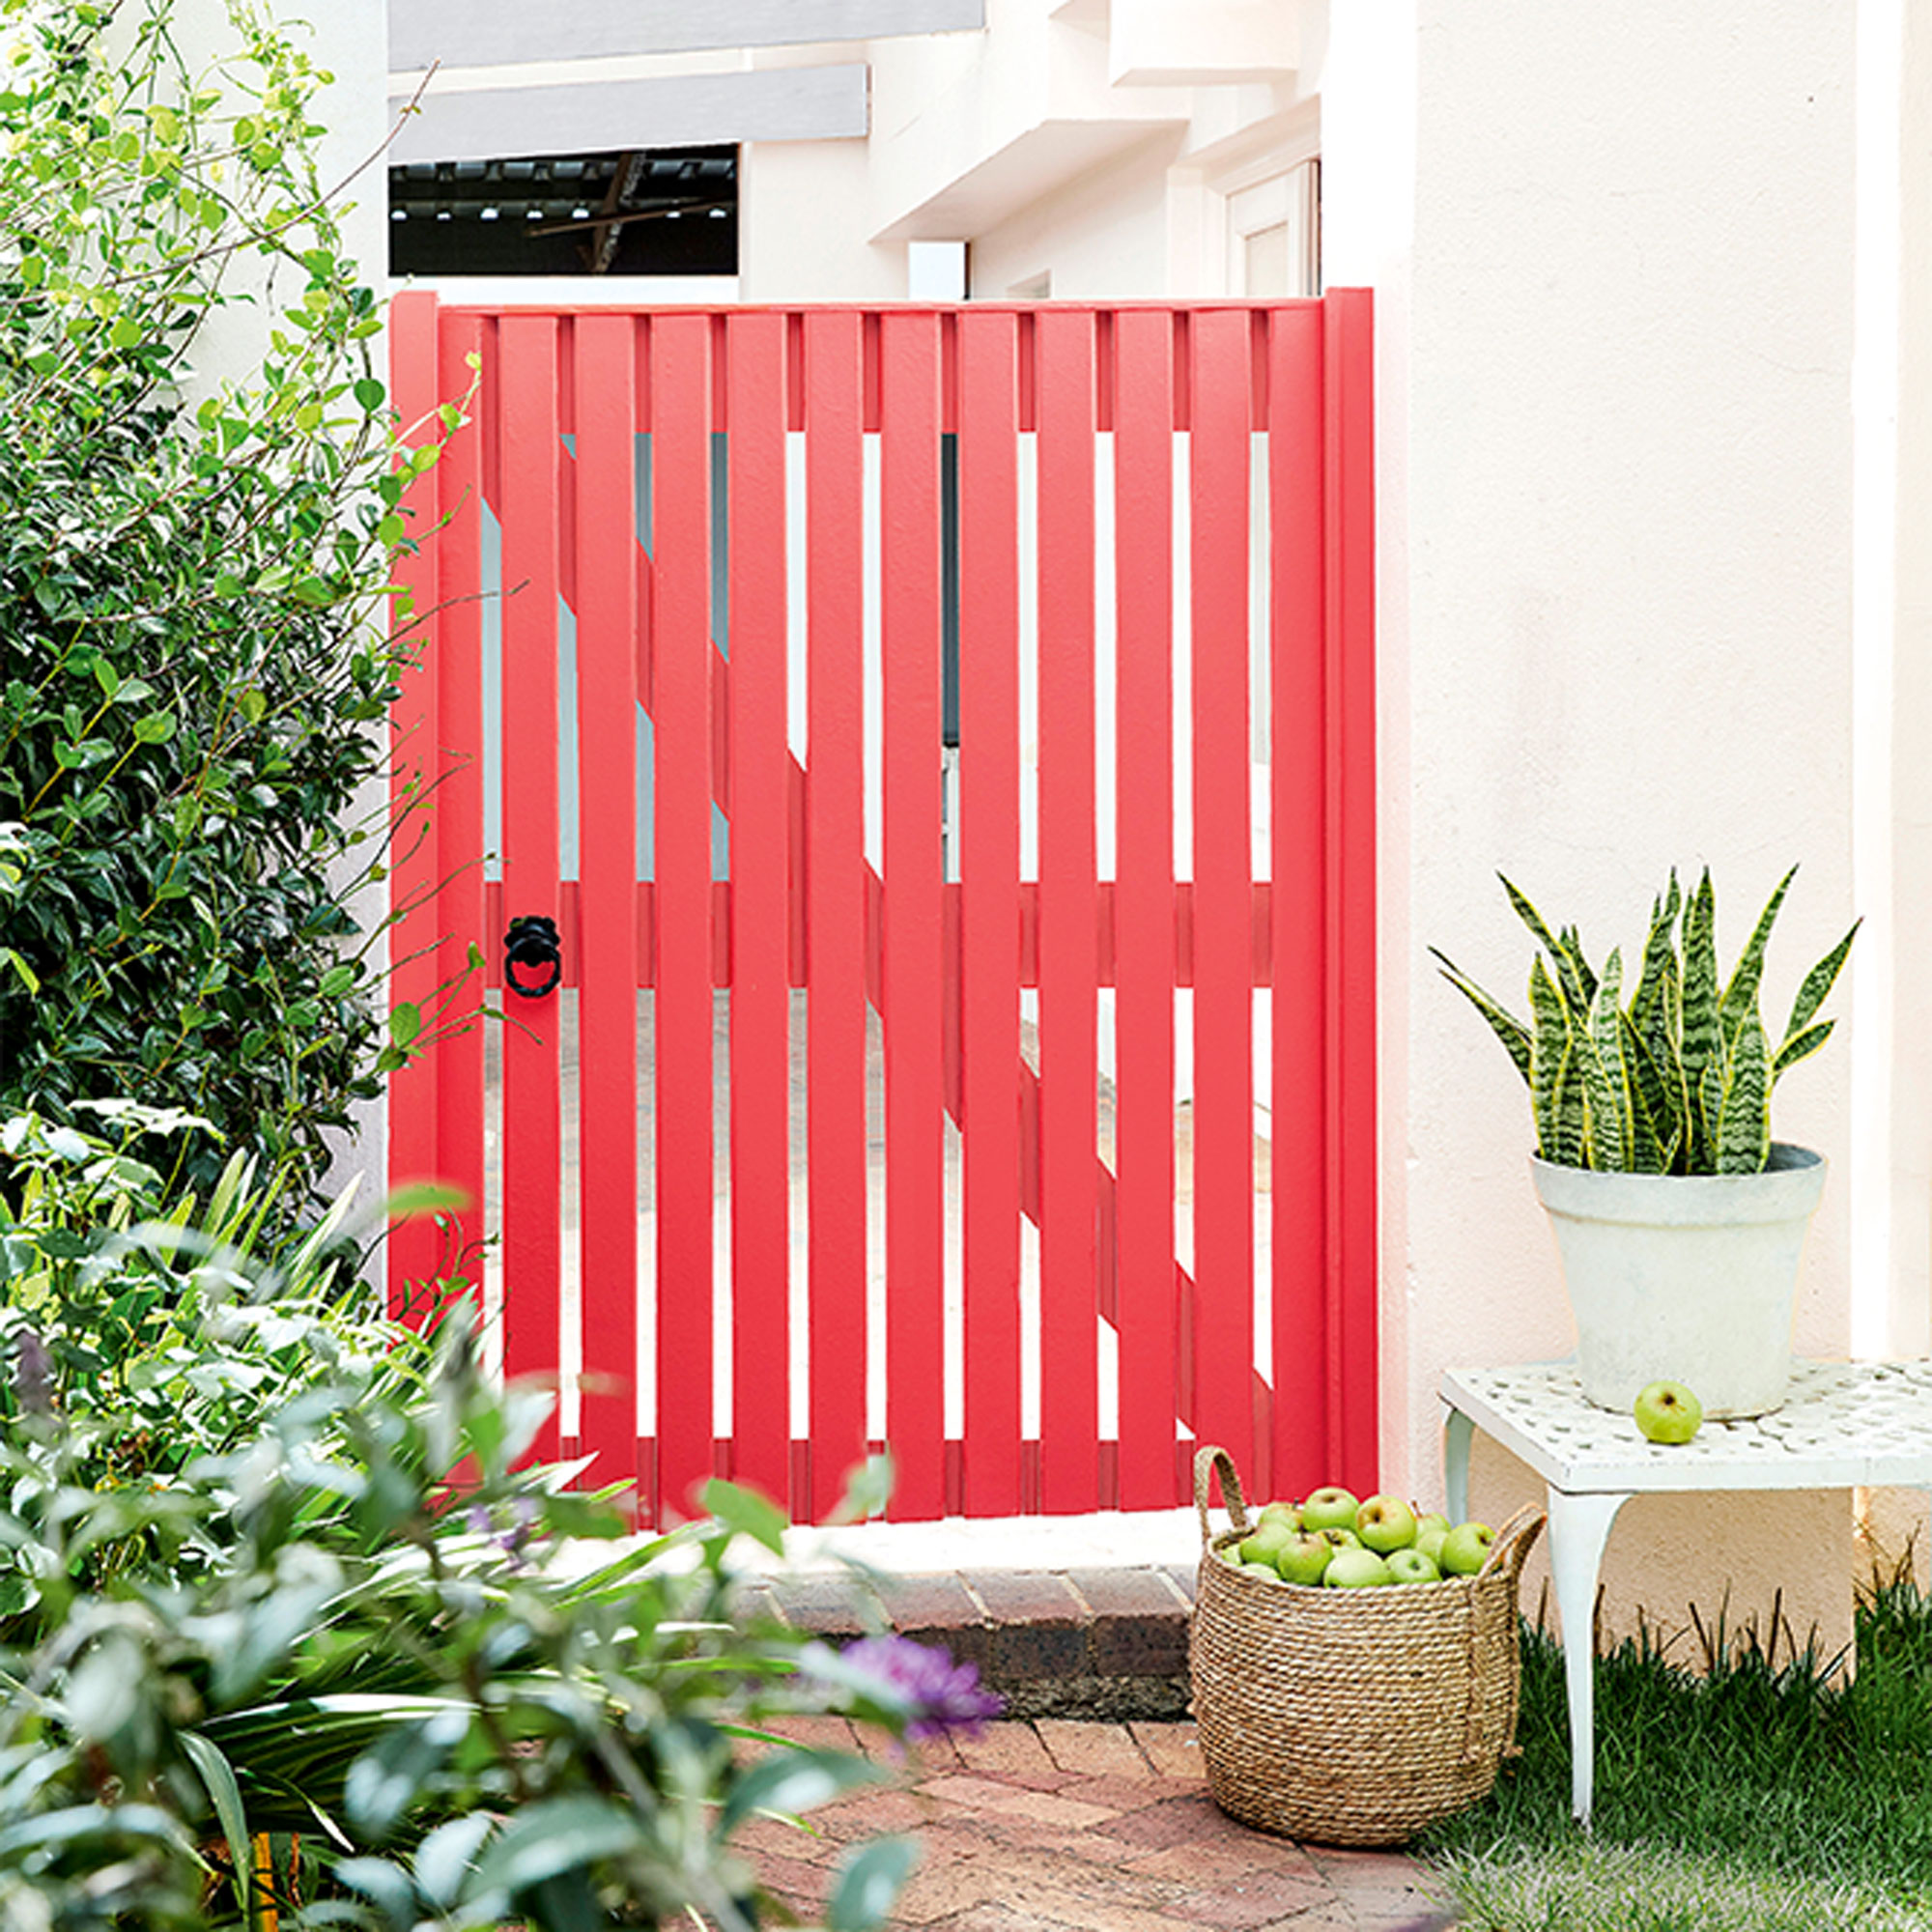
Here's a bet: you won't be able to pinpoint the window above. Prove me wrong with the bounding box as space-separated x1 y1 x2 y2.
387 147 737 278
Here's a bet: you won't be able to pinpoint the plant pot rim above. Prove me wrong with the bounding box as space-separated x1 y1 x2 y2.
1529 1142 1827 1227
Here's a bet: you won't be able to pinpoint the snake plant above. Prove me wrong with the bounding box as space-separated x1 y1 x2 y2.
1433 867 1858 1175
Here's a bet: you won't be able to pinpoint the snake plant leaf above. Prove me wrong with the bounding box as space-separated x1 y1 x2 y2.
1528 954 1575 1160
1620 1010 1676 1174
1558 925 1599 1009
1719 865 1796 1040
1548 1038 1585 1167
1717 1018 1772 1175
1785 921 1861 1042
1430 949 1532 1083
1680 868 1722 1167
1773 1017 1834 1083
1631 878 1682 1032
1501 875 1593 1023
1579 950 1629 1170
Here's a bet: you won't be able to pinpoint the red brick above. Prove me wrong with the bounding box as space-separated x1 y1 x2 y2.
954 1720 1072 1787
1035 1719 1152 1778
1129 1720 1207 1781
1174 1871 1342 1929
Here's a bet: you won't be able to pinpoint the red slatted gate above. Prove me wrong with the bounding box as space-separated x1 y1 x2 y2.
387 295 1377 1526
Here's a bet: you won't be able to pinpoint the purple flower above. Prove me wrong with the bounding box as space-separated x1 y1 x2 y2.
13 1328 50 1415
810 1634 1005 1744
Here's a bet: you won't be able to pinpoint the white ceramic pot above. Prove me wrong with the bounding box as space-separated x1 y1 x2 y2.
1529 1144 1827 1418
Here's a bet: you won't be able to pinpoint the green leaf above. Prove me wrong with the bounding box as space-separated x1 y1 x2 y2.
828 1837 921 1932
1679 868 1721 1167
1430 949 1532 1083
354 377 385 412
388 1002 422 1049
1578 949 1628 1171
723 1749 884 1834
1620 1011 1676 1175
1500 875 1591 1022
1719 865 1795 1038
132 711 176 744
1528 955 1574 1161
702 1476 789 1556
413 1812 498 1910
180 1732 256 1927
0 948 39 995
1773 1017 1835 1083
345 1705 471 1843
1786 921 1860 1041
1717 1018 1771 1175
466 1796 650 1902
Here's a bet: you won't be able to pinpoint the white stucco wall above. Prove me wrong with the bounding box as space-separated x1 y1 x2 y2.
1326 0 1866 1646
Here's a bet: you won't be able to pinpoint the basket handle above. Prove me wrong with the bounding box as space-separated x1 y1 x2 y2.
1476 1503 1547 1582
1193 1444 1252 1548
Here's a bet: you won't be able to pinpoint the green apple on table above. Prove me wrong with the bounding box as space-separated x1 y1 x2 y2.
1634 1378 1704 1445
1274 1532 1336 1586
1438 1520 1494 1576
1323 1548 1395 1588
1300 1487 1360 1534
1384 1548 1442 1584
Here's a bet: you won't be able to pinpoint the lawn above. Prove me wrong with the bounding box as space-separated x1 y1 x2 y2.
1420 1566 1932 1929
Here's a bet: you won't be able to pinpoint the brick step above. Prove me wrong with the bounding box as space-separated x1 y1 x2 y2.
747 1563 1202 1722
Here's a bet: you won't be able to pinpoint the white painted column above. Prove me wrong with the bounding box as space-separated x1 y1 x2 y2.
1324 0 1862 1649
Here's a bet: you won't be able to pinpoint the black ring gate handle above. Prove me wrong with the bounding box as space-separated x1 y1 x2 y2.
503 914 562 999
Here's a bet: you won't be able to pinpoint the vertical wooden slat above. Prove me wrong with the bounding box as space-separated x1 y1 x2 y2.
497 314 564 1463
1035 309 1100 1514
805 311 870 1521
1112 309 1179 1509
574 314 640 1510
1326 289 1380 1497
957 311 1024 1517
1268 304 1329 1501
651 315 716 1520
387 291 441 1320
1189 307 1255 1475
879 311 947 1520
726 312 794 1510
436 309 489 1311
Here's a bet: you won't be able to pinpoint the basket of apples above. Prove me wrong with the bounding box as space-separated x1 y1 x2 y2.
1188 1445 1544 1846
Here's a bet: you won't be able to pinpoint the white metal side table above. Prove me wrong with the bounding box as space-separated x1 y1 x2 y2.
1440 1358 1932 1826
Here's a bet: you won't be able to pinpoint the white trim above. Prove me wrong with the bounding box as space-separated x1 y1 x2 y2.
389 66 868 165
392 0 983 71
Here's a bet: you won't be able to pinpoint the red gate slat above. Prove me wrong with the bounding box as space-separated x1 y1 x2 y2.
497 313 564 1463
573 314 641 1511
387 292 441 1320
1268 304 1328 1499
434 308 490 1312
650 315 717 1520
956 311 1024 1516
1189 308 1256 1477
1326 290 1380 1497
1034 309 1100 1514
1111 309 1179 1509
804 311 871 1522
879 311 947 1520
725 312 794 1512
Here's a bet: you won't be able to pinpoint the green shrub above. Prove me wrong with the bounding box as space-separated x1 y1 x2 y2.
0 0 444 1208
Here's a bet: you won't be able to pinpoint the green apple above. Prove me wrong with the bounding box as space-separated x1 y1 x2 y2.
1238 1519 1298 1567
1240 1561 1284 1582
1438 1521 1494 1577
1355 1493 1419 1553
1415 1512 1452 1540
1258 1500 1302 1533
1322 1548 1395 1588
1300 1487 1360 1533
1384 1548 1441 1585
1634 1378 1703 1445
1274 1532 1335 1586
1415 1526 1449 1566
1313 1525 1361 1551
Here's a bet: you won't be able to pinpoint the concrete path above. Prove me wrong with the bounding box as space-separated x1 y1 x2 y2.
743 1717 1457 1931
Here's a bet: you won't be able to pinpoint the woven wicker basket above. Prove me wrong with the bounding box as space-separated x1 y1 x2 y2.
1188 1444 1544 1846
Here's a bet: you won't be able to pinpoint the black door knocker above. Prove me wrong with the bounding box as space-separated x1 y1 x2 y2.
503 914 563 999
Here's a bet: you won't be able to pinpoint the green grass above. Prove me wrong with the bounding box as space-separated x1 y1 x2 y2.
1417 1568 1932 1929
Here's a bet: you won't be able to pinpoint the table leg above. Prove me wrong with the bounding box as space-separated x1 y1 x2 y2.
1443 1405 1475 1525
1547 1487 1630 1829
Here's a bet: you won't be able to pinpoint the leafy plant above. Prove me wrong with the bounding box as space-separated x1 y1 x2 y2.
0 0 452 1211
1433 867 1857 1174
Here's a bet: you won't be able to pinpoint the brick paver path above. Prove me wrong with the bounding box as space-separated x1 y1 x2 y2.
743 1719 1457 1930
